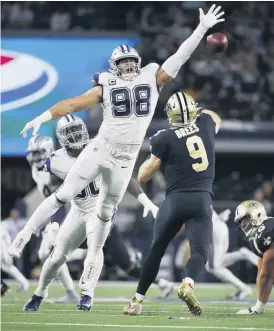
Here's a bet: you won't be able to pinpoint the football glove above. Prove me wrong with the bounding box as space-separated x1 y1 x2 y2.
199 4 225 29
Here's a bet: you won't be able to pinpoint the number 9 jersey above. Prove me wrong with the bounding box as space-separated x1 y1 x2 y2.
92 63 160 147
150 112 216 196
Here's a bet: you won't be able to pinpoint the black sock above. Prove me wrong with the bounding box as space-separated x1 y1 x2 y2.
185 251 206 280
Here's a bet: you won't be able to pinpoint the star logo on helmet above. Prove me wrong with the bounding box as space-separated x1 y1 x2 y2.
263 236 272 246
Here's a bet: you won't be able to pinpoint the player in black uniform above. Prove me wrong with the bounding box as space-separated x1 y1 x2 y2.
234 200 274 315
124 91 221 316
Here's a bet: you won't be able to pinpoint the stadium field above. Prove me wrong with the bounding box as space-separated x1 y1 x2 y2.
2 281 274 331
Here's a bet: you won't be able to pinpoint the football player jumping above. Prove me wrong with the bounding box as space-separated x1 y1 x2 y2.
235 200 274 315
9 4 225 306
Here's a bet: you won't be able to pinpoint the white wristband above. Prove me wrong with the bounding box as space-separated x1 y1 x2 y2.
137 193 152 207
39 110 52 123
254 300 266 313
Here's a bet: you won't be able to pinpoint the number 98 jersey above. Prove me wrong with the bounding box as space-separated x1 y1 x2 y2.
250 217 274 258
92 63 160 147
45 148 100 212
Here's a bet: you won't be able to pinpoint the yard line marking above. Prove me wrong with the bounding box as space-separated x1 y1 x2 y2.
3 323 274 330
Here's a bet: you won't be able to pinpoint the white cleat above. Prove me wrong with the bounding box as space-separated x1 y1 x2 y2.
123 297 143 315
158 279 176 298
232 287 252 301
8 230 32 259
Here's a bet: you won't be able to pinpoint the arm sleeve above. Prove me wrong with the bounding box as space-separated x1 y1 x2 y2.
161 24 207 78
150 131 167 161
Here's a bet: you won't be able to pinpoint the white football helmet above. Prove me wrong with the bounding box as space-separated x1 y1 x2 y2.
109 45 141 81
56 114 89 150
26 135 54 168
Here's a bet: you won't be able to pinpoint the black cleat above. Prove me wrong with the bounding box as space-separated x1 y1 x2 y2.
1 281 9 297
24 294 44 311
77 295 93 311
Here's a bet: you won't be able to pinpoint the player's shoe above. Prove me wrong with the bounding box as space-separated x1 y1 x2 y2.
158 278 176 298
52 292 79 303
77 295 93 311
178 279 202 316
123 297 143 315
8 230 32 259
1 281 9 297
230 287 252 301
24 294 44 311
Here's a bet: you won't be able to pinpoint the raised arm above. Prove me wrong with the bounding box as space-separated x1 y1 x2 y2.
21 86 102 138
156 4 225 89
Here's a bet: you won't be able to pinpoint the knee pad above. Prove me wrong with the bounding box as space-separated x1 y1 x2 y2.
97 203 116 221
55 182 77 203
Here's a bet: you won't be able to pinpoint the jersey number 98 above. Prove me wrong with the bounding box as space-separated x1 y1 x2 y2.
76 180 99 200
186 135 209 172
111 85 151 118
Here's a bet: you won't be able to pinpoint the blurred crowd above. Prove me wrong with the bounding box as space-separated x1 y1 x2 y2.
2 1 274 121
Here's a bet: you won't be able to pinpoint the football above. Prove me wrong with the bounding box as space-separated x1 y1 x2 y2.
206 33 228 53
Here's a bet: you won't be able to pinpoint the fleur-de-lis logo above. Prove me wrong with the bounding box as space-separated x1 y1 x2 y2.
263 236 272 246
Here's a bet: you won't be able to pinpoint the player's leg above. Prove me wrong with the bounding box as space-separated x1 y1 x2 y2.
206 221 252 299
9 139 103 258
24 209 86 311
104 224 175 297
37 222 78 302
67 248 87 262
124 194 184 315
222 248 258 267
1 279 9 297
1 238 29 291
178 192 213 316
80 160 136 298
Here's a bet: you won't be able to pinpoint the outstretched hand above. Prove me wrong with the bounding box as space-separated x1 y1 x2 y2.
199 4 225 29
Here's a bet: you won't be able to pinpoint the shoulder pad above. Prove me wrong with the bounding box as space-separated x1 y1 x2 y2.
142 63 160 74
91 72 112 87
45 149 66 179
150 129 166 140
91 72 102 87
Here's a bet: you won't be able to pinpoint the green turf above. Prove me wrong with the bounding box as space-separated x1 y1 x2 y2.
2 281 274 331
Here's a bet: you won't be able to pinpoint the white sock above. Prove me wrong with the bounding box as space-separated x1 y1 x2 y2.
79 249 104 297
157 278 169 288
135 293 144 301
184 277 194 287
209 267 248 291
1 265 29 288
80 217 111 296
24 194 62 235
35 250 67 297
56 263 77 295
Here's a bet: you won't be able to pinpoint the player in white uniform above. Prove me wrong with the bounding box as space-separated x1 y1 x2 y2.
26 136 79 302
1 209 29 292
24 115 170 311
9 4 225 305
175 209 258 300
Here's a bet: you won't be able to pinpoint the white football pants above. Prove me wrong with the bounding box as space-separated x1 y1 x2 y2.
34 207 105 298
55 136 136 220
206 218 258 291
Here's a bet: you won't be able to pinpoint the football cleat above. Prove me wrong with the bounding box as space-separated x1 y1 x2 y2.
52 292 79 303
230 287 252 301
1 281 9 297
8 230 32 259
24 294 44 311
236 307 262 315
123 297 143 315
178 279 202 316
77 295 93 311
158 279 176 298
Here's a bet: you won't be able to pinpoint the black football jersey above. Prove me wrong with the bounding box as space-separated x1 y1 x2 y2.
249 217 274 258
150 112 216 196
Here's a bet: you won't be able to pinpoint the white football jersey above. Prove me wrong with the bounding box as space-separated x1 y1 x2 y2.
31 166 58 198
45 148 100 212
93 63 160 146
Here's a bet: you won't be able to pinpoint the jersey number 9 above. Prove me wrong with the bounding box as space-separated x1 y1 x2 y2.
186 135 209 172
110 85 151 118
